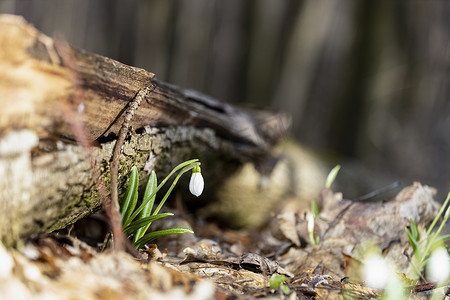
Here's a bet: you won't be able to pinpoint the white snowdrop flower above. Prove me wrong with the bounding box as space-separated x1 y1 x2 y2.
77 103 85 113
189 164 204 197
427 247 450 283
363 253 388 290
307 213 315 233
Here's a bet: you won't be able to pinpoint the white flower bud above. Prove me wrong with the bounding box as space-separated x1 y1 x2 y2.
189 167 204 197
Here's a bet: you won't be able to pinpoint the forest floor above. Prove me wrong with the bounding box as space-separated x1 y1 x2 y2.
0 182 448 299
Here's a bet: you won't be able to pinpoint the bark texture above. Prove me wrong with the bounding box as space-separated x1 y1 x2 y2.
0 15 290 246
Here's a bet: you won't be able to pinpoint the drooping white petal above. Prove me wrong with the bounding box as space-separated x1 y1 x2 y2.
307 214 315 233
189 172 204 197
427 247 450 282
363 254 388 290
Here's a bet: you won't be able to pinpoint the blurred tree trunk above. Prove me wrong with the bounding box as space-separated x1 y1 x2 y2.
0 15 289 246
2 0 449 202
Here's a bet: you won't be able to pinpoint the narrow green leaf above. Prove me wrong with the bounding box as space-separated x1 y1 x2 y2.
325 165 341 189
134 171 158 242
409 218 419 241
428 234 450 253
406 228 419 255
436 234 450 244
120 166 139 225
134 227 194 249
123 213 173 235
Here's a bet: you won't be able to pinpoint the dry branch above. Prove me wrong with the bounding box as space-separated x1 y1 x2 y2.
0 15 290 246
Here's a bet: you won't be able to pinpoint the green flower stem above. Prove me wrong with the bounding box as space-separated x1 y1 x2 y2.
151 165 195 216
426 191 450 236
124 160 198 227
309 230 316 246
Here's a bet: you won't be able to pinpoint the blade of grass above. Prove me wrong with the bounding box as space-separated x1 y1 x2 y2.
134 227 194 249
120 166 139 225
123 159 198 227
134 171 157 243
124 213 173 235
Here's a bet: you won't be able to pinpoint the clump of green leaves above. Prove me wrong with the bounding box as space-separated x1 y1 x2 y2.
406 191 450 280
120 159 202 249
269 274 290 295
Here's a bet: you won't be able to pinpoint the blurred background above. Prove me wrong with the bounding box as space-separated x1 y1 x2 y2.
1 0 448 199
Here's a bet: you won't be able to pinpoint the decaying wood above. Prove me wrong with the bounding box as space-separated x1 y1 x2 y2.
0 15 290 246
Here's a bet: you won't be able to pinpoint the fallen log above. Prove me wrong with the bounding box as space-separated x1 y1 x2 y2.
0 15 290 246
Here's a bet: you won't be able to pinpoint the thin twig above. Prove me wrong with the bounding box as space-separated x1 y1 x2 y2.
53 36 152 254
109 86 153 251
53 36 129 251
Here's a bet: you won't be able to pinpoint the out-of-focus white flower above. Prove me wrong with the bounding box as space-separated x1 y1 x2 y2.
363 253 388 290
307 214 315 233
77 103 85 113
427 247 450 283
189 165 204 197
0 243 13 278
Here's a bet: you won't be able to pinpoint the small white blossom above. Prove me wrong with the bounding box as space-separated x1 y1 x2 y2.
77 103 85 113
307 214 315 233
427 247 450 283
363 254 388 290
189 167 204 197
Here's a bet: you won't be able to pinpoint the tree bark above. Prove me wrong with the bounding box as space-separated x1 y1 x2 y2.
0 15 290 246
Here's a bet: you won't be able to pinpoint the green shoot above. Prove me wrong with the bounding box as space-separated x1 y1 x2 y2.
269 274 290 295
308 210 319 246
311 200 319 218
307 164 342 246
325 164 341 189
307 165 342 247
406 191 450 279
